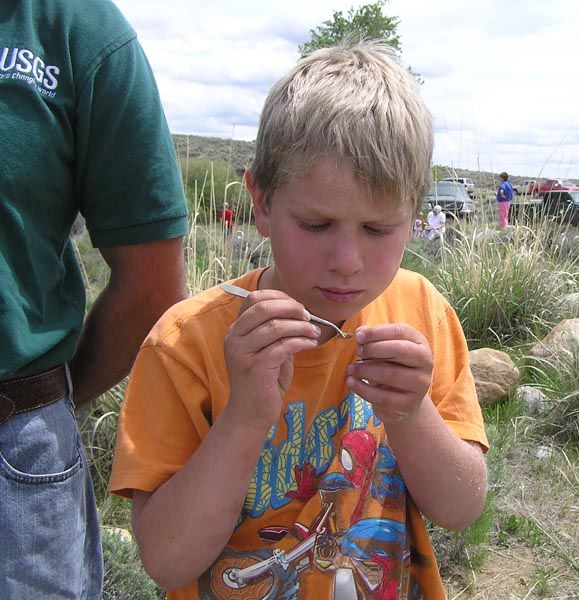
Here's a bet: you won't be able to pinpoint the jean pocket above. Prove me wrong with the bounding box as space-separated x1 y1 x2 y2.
0 396 83 484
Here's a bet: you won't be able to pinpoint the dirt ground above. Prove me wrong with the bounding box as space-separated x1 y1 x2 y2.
442 444 578 599
445 547 577 599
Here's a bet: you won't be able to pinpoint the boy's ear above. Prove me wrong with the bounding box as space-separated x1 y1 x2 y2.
246 170 270 238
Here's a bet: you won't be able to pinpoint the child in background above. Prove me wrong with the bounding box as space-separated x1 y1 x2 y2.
413 217 424 238
220 201 234 234
110 40 488 600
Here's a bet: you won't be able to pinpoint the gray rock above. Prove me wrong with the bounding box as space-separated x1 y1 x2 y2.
556 293 579 320
528 319 579 371
102 526 132 543
556 231 579 259
515 385 549 416
535 445 555 460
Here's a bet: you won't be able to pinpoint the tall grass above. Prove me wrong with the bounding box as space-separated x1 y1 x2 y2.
183 161 271 294
432 220 578 349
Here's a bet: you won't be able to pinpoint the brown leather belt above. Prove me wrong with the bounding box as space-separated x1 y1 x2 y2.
0 365 68 427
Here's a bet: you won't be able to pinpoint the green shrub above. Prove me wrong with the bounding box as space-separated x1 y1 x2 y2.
430 494 494 572
80 384 131 526
101 528 162 599
180 157 231 216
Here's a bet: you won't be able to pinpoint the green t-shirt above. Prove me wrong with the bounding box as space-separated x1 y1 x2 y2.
0 0 189 378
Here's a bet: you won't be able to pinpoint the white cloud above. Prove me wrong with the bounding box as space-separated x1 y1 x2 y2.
114 0 579 178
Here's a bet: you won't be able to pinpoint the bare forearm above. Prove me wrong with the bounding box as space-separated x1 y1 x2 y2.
385 397 487 530
133 405 271 590
70 285 143 406
70 239 187 407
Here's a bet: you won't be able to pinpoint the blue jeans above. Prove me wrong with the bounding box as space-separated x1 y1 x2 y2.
0 383 102 599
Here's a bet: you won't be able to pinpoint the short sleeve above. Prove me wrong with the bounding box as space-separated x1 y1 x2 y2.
109 344 211 498
430 304 489 451
74 37 188 248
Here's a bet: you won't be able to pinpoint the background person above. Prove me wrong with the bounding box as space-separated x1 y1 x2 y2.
0 1 188 598
110 40 488 600
425 204 446 240
497 171 514 229
221 201 235 234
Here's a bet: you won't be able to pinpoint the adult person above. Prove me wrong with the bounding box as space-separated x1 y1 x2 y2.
425 204 446 240
0 1 189 598
497 171 514 229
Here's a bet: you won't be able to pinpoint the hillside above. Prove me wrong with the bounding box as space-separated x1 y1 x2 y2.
172 134 256 170
171 133 534 189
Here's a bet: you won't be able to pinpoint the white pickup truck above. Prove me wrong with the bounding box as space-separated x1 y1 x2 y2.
512 179 537 196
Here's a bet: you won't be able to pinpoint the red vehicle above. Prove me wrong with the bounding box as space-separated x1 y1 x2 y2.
534 178 579 197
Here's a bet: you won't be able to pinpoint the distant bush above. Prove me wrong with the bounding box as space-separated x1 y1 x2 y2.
180 157 233 217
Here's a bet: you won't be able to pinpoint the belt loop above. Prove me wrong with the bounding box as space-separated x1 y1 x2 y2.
64 363 75 408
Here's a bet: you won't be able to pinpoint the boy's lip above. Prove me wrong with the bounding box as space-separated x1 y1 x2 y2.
319 287 363 303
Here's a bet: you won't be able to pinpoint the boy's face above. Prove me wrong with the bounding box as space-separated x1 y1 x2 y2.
247 159 414 325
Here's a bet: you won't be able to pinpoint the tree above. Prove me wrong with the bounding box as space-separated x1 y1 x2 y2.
299 1 401 57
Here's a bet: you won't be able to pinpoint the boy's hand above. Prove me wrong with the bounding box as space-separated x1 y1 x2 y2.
346 324 433 424
224 290 320 427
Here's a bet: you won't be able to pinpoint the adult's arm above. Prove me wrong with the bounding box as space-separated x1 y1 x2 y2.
69 237 187 407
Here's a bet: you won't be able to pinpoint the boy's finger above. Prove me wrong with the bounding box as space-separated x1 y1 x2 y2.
348 361 431 392
356 340 432 367
355 323 427 346
232 298 311 337
230 318 321 354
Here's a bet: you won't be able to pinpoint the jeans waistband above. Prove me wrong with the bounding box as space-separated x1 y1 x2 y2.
0 365 68 426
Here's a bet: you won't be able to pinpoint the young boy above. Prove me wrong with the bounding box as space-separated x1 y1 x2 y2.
110 40 488 600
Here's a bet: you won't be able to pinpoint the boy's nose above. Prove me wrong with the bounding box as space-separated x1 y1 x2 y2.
326 238 363 275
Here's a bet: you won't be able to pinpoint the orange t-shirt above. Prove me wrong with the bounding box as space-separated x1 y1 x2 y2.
110 268 488 600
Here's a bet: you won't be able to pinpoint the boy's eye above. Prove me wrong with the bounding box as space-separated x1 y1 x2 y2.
298 221 330 232
364 225 392 236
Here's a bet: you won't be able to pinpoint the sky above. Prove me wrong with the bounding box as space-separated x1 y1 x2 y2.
114 0 579 179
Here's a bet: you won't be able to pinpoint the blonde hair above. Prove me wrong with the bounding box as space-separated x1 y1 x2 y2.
251 39 433 213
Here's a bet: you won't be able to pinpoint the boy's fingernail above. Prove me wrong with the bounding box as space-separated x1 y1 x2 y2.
303 309 311 320
312 325 321 336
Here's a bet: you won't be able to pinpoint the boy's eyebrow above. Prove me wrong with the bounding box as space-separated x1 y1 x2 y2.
294 207 332 218
294 204 405 222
